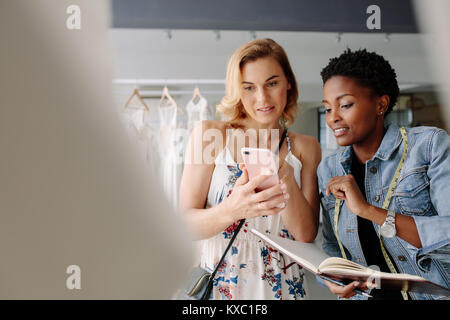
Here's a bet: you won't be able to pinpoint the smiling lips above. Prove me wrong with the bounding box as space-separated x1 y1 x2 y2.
333 127 349 137
257 106 275 114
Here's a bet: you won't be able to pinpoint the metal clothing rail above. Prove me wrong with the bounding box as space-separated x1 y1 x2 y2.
139 90 224 96
113 78 226 85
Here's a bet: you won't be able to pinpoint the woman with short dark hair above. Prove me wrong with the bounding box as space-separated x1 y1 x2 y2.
318 48 450 300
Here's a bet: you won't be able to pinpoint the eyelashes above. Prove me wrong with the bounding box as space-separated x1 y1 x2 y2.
243 81 279 91
341 103 354 109
323 103 354 113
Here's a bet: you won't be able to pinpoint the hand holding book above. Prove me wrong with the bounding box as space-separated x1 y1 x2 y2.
320 275 371 299
250 229 450 297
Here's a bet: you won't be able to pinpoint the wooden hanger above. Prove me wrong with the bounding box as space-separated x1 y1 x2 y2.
124 88 149 111
159 86 184 114
190 86 205 105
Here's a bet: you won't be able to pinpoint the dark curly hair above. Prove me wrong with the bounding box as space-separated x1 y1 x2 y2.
320 48 399 116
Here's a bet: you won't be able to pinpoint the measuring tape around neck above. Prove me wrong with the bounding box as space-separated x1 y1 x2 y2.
333 127 408 300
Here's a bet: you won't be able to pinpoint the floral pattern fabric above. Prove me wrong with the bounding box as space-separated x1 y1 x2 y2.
199 133 308 300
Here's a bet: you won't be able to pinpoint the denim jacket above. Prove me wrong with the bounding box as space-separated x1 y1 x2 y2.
317 124 450 300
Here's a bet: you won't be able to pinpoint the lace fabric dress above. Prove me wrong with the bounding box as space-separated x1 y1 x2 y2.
199 129 309 300
186 96 211 133
158 103 181 210
119 107 149 161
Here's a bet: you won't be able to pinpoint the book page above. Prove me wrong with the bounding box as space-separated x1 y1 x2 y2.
251 229 427 282
318 257 367 272
319 257 425 281
250 229 329 274
250 230 450 296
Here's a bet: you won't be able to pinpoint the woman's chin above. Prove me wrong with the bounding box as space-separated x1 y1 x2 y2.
335 136 353 147
252 116 280 127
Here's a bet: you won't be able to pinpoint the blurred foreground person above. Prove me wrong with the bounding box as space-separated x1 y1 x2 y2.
0 0 191 299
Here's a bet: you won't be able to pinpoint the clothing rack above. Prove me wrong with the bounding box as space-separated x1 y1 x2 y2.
113 79 226 85
141 90 224 96
113 78 226 96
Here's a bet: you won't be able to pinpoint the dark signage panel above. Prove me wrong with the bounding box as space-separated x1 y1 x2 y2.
111 0 418 33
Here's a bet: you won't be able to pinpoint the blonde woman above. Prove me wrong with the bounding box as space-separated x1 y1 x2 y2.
179 39 321 300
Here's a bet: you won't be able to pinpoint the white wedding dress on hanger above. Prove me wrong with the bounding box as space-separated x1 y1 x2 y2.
141 104 160 173
186 96 210 133
119 107 149 160
158 101 180 210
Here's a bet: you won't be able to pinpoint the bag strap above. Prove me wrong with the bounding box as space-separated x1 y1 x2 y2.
210 219 245 280
200 219 244 299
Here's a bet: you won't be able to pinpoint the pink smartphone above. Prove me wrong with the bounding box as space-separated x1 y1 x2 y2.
241 147 280 192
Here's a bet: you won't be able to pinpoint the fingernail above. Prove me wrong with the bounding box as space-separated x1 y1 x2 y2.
281 184 287 191
278 202 286 209
284 193 290 200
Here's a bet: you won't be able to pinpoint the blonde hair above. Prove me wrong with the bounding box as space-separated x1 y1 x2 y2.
217 38 299 127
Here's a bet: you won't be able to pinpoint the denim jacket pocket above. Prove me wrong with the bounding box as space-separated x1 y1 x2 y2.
417 254 433 273
416 254 450 289
394 166 433 216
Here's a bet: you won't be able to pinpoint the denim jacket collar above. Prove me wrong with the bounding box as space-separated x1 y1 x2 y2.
338 123 403 174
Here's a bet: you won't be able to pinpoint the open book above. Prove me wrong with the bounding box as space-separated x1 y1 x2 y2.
251 229 450 296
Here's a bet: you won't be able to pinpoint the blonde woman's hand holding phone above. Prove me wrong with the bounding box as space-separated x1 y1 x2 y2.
222 163 288 222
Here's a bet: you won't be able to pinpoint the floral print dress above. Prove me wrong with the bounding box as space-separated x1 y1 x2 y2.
199 131 309 300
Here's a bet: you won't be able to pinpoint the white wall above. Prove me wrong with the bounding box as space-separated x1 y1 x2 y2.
109 29 436 104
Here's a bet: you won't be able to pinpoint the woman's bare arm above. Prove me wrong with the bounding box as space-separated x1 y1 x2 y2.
279 134 321 242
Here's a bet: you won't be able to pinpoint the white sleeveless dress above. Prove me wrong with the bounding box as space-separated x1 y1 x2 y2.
186 96 210 134
158 103 179 210
199 129 309 300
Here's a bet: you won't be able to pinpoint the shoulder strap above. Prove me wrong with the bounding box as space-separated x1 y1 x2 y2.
286 133 292 154
224 123 232 148
274 129 287 155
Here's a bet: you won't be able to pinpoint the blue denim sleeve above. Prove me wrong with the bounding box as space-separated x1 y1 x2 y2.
414 129 450 261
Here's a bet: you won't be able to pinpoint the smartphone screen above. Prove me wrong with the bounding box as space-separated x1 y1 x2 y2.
241 147 279 192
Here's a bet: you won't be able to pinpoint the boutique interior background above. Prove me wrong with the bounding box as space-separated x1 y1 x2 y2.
108 0 447 299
